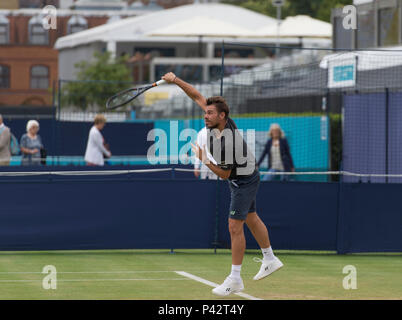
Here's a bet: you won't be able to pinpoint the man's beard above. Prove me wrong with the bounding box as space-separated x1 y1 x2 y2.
206 121 218 129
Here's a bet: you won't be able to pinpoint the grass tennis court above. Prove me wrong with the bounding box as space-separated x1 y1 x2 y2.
0 249 400 300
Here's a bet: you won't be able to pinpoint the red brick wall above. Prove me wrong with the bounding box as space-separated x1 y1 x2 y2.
0 14 108 106
0 46 57 106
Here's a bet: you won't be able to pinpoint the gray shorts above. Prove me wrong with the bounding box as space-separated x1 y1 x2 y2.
228 170 260 220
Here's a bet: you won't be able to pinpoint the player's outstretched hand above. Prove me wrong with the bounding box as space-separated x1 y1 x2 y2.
162 72 176 83
191 143 210 165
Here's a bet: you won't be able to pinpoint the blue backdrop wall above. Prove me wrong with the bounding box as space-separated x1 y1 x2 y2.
3 119 154 156
343 92 402 183
0 171 401 254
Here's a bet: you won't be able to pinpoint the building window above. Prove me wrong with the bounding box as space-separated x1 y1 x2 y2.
30 65 49 89
19 0 59 8
155 65 203 82
0 65 10 88
133 47 176 57
29 15 49 45
67 15 88 34
0 15 9 44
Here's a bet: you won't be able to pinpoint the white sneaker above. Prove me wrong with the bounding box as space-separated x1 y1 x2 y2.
253 256 283 281
212 276 244 297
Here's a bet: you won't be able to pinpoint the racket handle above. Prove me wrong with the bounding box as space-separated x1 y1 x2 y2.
155 79 166 86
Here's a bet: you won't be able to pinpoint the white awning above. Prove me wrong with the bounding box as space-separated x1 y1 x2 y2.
55 3 277 50
149 16 256 38
257 15 332 39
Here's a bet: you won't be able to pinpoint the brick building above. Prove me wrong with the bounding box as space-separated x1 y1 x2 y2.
0 7 148 107
0 10 113 107
0 0 217 108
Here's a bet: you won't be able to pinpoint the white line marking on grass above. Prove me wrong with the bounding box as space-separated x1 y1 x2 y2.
0 271 180 274
175 271 262 300
0 270 257 275
0 278 190 283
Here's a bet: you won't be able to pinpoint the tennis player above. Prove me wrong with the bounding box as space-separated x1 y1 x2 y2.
162 72 283 296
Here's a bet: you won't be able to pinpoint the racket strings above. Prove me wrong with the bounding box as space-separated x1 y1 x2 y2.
108 89 140 109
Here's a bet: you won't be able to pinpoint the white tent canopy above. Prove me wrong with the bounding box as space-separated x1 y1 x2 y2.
257 15 332 38
55 3 277 49
149 16 254 38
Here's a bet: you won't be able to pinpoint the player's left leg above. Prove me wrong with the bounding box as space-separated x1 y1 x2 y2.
246 212 283 281
245 212 270 248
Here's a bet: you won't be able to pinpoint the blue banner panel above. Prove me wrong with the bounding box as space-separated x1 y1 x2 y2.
216 181 339 251
2 119 154 156
59 121 154 156
0 174 401 253
343 93 386 183
0 179 216 251
337 183 402 253
388 92 402 183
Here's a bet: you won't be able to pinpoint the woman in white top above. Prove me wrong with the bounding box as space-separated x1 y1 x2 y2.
84 114 111 166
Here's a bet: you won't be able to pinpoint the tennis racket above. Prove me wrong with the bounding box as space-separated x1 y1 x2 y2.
106 79 166 110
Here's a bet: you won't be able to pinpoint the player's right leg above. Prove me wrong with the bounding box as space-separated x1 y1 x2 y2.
212 218 245 296
213 171 260 296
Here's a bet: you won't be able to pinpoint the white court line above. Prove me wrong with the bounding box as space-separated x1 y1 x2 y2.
0 271 180 274
175 271 262 301
0 270 252 274
0 278 190 283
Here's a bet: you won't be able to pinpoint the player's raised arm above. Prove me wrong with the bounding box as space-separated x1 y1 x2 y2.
162 72 207 112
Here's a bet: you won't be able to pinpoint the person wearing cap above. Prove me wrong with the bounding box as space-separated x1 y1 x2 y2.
20 120 44 166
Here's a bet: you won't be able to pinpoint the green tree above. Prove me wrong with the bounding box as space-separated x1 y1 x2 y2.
223 0 352 22
61 51 132 110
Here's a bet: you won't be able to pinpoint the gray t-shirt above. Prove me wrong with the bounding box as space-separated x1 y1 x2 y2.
207 118 257 180
20 134 43 166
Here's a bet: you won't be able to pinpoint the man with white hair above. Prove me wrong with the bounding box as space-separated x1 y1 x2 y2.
0 114 11 166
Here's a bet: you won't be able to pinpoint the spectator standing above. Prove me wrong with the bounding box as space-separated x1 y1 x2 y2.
257 123 295 181
20 120 43 166
0 114 11 166
84 114 111 166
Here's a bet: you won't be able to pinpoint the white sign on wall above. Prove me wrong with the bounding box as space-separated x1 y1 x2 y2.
328 58 357 88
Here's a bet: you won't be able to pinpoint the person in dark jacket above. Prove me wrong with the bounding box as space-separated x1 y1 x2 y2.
257 123 295 181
